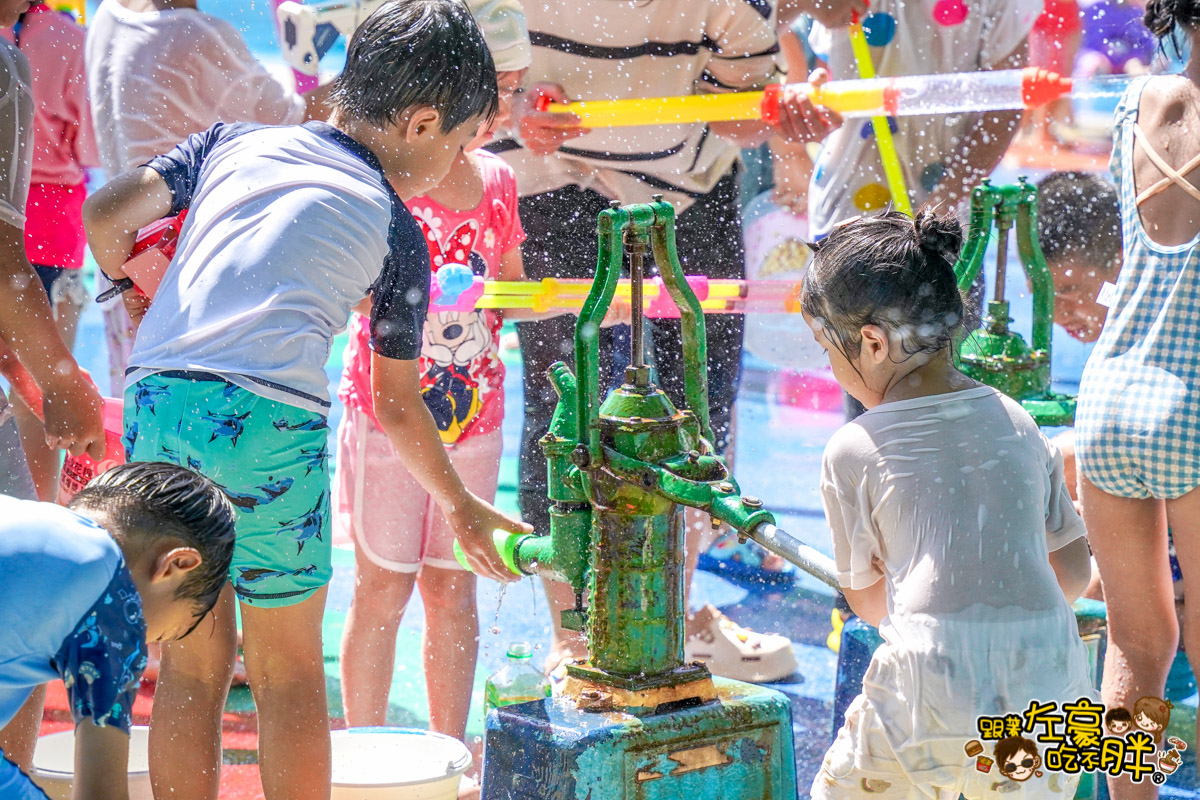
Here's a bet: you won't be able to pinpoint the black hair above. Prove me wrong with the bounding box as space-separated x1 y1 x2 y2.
332 0 499 133
69 462 236 629
1036 172 1121 268
800 210 966 364
1145 0 1200 38
1105 707 1134 726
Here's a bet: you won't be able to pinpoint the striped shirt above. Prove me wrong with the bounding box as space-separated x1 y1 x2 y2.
494 0 781 210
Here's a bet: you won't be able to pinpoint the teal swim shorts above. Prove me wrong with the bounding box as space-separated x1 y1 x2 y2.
124 373 331 607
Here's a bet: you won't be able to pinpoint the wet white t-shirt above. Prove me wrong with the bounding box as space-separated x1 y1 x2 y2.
821 386 1095 779
85 0 305 174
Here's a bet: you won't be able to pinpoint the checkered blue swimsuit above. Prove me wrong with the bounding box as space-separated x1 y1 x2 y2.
1076 76 1200 499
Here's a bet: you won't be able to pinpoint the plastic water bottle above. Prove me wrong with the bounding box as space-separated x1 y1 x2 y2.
483 643 550 713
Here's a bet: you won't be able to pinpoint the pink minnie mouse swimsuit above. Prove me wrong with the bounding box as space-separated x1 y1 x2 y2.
338 150 526 444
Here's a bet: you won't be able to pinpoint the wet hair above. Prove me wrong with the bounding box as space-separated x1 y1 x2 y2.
69 462 236 627
1145 0 1200 38
800 210 966 365
1105 707 1133 729
332 0 498 134
1036 172 1121 269
994 736 1040 775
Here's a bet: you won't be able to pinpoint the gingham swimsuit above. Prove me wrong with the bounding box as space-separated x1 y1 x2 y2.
1076 76 1200 499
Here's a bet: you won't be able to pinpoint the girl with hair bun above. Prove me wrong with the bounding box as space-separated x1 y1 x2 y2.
1075 3 1200 797
803 212 1096 799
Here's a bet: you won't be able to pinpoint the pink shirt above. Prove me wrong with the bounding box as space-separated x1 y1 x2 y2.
338 151 525 445
1 5 97 186
1 5 98 268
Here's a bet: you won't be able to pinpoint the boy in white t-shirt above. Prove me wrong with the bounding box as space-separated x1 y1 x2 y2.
84 0 331 396
799 0 1041 237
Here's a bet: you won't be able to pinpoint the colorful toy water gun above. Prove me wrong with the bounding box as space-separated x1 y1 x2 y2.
52 0 85 24
848 12 912 216
2 370 126 504
122 211 187 299
275 0 384 80
428 267 805 317
538 68 1126 129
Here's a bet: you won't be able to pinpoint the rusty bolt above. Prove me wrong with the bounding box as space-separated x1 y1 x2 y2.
718 482 735 493
742 496 763 509
571 445 591 468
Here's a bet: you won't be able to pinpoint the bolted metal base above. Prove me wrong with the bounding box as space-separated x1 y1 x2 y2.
481 678 797 800
562 661 716 715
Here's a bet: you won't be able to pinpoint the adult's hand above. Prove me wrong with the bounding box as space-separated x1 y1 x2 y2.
41 366 105 460
775 69 843 145
514 83 591 156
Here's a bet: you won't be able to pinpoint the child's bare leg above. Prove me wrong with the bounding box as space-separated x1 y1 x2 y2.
1080 478 1174 800
1165 486 1200 754
0 684 45 770
241 587 330 800
340 546 417 726
417 566 478 741
150 583 238 800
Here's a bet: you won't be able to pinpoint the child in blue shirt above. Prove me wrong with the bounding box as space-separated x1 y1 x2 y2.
82 2 529 797
0 461 235 800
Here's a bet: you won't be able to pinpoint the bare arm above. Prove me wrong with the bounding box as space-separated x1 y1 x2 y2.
709 119 780 148
82 167 175 281
371 354 530 582
73 721 130 800
0 222 103 458
922 42 1028 211
842 574 887 628
1048 538 1092 604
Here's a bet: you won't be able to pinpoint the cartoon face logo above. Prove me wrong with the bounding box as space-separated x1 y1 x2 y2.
413 214 496 442
994 736 1041 782
424 311 492 368
1132 696 1172 741
1104 707 1133 735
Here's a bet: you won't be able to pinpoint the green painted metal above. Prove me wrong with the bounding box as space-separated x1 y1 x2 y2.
480 199 808 799
954 178 1077 426
649 201 712 443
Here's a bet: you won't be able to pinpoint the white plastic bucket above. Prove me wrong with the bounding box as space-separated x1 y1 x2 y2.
30 725 153 800
331 727 472 800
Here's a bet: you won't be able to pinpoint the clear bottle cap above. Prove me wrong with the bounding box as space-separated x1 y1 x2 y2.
507 642 533 659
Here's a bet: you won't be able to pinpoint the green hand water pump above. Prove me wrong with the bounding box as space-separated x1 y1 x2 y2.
954 178 1076 427
479 198 837 800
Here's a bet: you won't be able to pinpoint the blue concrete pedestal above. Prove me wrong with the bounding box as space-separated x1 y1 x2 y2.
481 677 797 799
